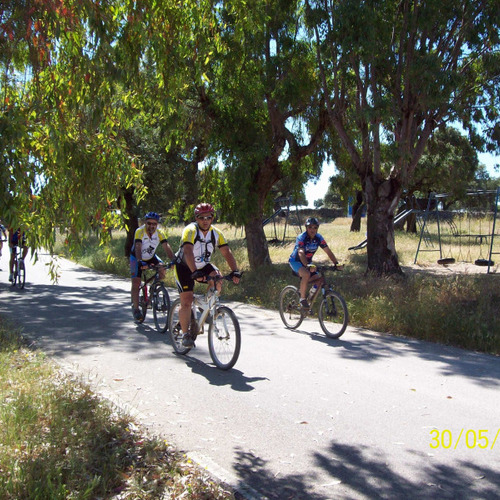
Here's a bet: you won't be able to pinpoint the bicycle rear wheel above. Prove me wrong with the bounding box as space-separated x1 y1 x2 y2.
279 285 304 329
16 259 25 289
168 298 192 355
318 291 348 339
152 283 170 333
208 306 241 370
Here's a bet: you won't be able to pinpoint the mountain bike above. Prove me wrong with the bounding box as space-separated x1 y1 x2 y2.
168 274 241 370
11 246 26 289
279 265 348 338
137 263 172 332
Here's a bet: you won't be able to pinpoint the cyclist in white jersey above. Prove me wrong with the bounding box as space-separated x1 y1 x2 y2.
174 203 241 347
130 212 175 322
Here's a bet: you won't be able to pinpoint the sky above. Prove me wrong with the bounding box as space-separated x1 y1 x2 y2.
303 152 500 208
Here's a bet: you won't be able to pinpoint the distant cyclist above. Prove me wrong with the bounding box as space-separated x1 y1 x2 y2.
130 212 175 322
0 223 6 257
8 228 28 282
288 217 341 309
174 203 241 347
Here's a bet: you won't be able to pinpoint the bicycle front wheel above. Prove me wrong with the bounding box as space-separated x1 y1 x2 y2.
279 285 304 329
168 299 192 355
318 291 348 339
16 260 25 289
208 306 241 370
152 283 170 333
137 285 148 323
11 260 18 287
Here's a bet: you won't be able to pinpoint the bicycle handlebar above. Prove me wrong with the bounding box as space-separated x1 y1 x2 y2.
192 271 243 283
315 264 343 272
140 260 176 271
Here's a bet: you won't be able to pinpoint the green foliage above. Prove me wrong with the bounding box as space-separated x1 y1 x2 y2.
1 0 146 255
345 273 500 353
411 127 480 201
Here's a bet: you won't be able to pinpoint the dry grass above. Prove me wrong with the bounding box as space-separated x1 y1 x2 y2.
55 216 500 355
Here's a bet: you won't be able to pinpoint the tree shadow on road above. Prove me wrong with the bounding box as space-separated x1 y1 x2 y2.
232 440 500 499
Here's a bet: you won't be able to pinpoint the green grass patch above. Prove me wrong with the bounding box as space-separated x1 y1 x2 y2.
0 320 234 499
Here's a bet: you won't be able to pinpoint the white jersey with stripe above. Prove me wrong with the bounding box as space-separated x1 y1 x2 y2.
131 225 168 261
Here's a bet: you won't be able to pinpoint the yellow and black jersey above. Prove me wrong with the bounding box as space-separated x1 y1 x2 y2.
176 222 228 269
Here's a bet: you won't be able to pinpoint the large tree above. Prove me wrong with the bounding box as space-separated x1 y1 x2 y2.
195 0 330 269
306 0 500 274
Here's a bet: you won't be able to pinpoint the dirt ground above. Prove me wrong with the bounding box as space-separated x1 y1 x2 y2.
404 259 499 276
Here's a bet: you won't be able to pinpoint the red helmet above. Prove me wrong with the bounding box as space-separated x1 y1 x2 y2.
194 203 215 217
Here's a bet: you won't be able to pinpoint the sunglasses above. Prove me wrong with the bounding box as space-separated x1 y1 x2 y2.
307 225 319 230
146 222 158 226
197 215 213 221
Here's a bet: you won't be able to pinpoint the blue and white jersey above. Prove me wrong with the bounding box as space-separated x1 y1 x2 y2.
289 232 328 264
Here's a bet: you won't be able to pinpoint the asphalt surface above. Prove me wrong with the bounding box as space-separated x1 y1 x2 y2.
1 252 499 499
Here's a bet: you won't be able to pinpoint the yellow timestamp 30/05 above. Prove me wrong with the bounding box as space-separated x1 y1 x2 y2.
430 429 500 450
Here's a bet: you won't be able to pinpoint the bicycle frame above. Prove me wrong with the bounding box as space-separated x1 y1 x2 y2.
168 273 242 370
139 270 158 304
12 245 26 289
305 269 332 310
190 285 220 334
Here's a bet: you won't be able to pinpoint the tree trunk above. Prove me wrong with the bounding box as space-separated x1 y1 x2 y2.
121 189 138 257
365 176 403 275
350 191 364 232
245 213 272 270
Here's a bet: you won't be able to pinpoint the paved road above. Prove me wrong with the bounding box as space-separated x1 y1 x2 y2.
1 253 499 499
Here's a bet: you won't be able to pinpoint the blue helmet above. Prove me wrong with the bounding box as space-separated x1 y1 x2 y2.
305 217 319 226
144 211 160 221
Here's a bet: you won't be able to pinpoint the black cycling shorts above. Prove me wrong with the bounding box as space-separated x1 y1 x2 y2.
174 262 218 293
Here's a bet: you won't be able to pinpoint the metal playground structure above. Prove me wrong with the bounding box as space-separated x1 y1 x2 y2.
414 188 500 273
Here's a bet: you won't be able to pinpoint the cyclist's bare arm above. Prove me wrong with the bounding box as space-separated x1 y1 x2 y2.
323 246 340 267
162 240 175 261
219 245 240 284
135 241 143 262
182 244 197 275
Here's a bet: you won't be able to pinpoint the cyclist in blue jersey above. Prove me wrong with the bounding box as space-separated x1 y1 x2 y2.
289 217 341 309
130 212 175 322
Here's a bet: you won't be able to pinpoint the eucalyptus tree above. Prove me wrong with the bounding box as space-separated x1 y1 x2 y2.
306 0 500 274
196 0 329 269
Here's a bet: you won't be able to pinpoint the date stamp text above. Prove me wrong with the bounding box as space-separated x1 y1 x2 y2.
430 429 500 450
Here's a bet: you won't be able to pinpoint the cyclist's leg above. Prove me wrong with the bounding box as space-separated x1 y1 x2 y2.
174 262 196 345
290 261 308 300
130 255 142 310
9 246 16 280
199 263 220 292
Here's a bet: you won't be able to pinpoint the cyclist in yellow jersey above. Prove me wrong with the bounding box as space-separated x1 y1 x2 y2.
130 212 175 322
174 203 241 347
